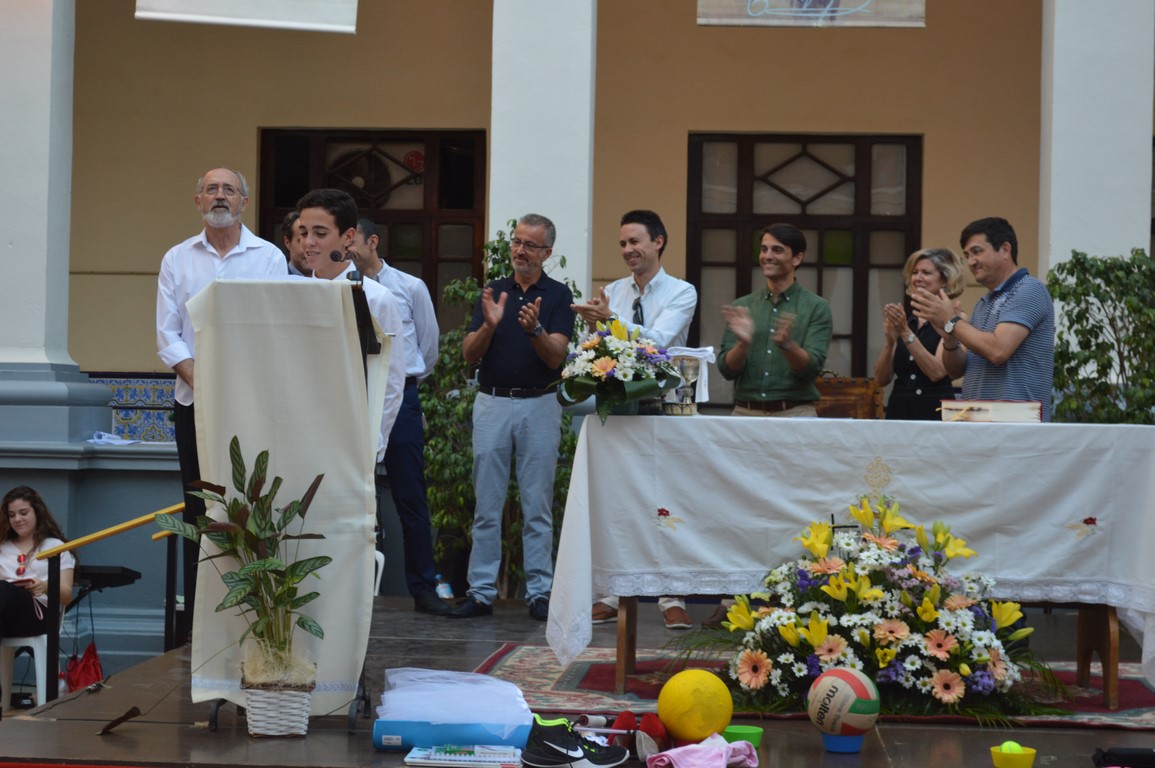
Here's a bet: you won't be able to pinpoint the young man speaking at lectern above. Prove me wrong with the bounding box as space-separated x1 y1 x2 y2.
296 188 408 483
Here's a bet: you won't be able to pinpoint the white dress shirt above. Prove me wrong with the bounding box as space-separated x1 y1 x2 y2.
603 266 698 348
156 225 287 406
327 263 407 461
370 263 439 380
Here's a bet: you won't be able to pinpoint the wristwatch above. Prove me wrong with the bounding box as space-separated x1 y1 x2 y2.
529 322 544 338
943 315 961 335
903 333 917 345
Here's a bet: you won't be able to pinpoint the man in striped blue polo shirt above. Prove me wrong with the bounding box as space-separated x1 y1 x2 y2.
911 217 1054 420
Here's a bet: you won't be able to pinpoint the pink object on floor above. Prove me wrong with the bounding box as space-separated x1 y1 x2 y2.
645 732 758 768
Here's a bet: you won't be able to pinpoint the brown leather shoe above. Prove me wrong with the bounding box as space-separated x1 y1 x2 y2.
591 601 618 624
662 605 693 630
702 602 730 628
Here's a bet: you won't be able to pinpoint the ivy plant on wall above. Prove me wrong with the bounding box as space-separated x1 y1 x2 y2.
1047 249 1155 424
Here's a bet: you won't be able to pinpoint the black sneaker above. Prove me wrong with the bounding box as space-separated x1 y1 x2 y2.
522 714 629 768
528 596 549 621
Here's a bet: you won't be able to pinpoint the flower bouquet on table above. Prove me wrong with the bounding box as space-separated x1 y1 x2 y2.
712 497 1063 721
558 318 680 423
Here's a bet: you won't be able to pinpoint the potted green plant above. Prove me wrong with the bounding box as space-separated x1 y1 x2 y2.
155 435 330 736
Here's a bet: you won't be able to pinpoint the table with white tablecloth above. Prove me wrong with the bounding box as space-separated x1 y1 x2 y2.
546 416 1155 693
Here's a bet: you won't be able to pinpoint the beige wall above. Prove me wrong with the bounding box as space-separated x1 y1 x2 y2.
69 0 1042 372
591 0 1042 309
68 0 493 372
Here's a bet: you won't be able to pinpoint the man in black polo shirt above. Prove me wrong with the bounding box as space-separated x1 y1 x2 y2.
450 213 575 621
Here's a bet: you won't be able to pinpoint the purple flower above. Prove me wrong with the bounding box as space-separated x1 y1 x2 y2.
968 669 995 695
876 664 901 684
806 654 822 677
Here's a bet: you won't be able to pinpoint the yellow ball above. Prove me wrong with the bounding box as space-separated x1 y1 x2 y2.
657 669 734 742
999 741 1023 754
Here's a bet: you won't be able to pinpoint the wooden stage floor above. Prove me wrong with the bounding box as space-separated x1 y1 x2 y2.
1 598 1153 768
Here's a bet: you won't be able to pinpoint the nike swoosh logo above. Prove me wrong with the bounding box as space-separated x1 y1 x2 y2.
542 741 584 758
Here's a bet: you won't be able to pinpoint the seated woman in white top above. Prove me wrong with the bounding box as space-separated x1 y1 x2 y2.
0 486 75 638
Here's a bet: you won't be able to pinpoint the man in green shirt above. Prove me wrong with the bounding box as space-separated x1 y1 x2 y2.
718 224 832 417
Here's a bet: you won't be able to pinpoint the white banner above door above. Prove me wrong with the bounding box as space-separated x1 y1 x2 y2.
135 0 358 34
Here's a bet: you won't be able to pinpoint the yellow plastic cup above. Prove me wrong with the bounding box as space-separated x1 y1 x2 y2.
990 745 1037 768
721 725 764 747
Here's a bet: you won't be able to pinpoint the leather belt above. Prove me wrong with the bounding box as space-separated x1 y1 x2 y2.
735 398 810 413
478 386 552 399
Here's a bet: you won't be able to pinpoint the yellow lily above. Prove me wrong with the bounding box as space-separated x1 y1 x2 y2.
990 601 1023 631
794 521 833 559
927 583 941 607
820 574 849 602
778 621 801 648
797 612 829 649
917 597 939 623
915 525 930 551
852 573 885 603
608 318 629 341
879 502 914 535
1007 627 1035 642
958 663 972 676
724 595 756 633
875 648 897 668
849 498 875 529
942 534 977 560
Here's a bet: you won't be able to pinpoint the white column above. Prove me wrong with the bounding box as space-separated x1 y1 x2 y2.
1039 0 1154 276
0 0 76 366
489 0 595 294
0 0 109 443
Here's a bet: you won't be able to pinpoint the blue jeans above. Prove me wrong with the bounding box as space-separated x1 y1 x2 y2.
467 392 562 605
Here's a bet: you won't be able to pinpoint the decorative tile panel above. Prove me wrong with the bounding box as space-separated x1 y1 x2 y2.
88 375 176 442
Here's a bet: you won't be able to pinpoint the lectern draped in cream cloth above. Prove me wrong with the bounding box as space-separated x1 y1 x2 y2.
185 278 391 716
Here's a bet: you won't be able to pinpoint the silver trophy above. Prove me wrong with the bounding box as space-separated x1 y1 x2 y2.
665 355 701 415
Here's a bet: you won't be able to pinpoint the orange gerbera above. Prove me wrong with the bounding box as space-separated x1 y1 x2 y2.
591 357 617 378
873 619 911 646
924 629 958 661
815 634 848 662
806 556 846 575
906 564 937 584
862 532 899 551
930 668 966 704
736 648 771 689
988 646 1007 681
943 594 976 611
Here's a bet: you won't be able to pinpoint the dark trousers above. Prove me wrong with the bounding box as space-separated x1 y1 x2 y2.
375 380 437 597
0 581 45 637
173 401 205 641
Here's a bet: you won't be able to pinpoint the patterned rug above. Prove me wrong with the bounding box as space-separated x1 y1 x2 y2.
474 644 1155 729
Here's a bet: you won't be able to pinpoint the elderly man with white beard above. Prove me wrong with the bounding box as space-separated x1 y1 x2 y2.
156 166 287 641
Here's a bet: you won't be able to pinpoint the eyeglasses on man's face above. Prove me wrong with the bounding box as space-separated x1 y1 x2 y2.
511 237 549 253
201 183 241 198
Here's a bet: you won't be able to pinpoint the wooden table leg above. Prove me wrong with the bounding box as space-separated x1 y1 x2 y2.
615 597 638 694
1076 604 1119 710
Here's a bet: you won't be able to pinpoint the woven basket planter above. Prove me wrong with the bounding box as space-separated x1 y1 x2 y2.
242 680 314 737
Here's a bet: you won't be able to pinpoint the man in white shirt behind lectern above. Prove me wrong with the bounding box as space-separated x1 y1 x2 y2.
295 188 406 464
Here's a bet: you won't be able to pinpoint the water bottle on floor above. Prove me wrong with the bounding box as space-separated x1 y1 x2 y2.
435 574 454 600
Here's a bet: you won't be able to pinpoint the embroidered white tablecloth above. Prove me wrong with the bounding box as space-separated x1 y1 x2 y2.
547 416 1155 683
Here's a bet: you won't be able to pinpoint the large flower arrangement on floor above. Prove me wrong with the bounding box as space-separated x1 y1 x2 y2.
719 497 1058 718
558 318 679 423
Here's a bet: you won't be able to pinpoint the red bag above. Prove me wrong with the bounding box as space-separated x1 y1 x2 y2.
64 641 103 692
